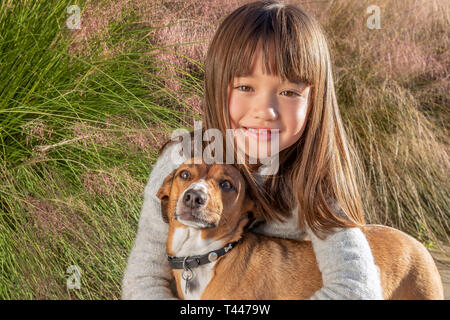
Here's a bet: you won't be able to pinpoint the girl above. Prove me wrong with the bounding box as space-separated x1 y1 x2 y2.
122 1 382 300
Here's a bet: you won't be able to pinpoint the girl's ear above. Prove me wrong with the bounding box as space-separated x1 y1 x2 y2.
156 170 177 223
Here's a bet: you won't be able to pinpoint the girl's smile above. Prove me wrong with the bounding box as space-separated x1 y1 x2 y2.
228 49 311 157
241 126 275 142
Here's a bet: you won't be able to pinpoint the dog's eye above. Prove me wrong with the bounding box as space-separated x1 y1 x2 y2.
179 170 191 180
219 180 233 191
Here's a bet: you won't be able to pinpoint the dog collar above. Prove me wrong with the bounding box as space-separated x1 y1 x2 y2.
167 240 239 270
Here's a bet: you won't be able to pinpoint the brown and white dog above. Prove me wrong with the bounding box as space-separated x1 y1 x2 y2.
156 159 444 300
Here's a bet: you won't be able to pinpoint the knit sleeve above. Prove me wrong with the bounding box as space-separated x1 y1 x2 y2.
250 196 383 300
306 227 383 300
121 141 186 300
252 221 383 299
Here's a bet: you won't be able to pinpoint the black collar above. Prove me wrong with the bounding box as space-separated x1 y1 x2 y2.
167 240 239 270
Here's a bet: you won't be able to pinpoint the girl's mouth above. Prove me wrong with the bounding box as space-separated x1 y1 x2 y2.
242 127 278 141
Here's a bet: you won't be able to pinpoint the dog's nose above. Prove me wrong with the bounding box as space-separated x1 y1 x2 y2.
183 189 206 209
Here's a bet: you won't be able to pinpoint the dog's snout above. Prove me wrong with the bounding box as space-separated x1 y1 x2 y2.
183 189 206 209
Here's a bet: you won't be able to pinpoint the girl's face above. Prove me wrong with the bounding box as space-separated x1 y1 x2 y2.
228 50 311 159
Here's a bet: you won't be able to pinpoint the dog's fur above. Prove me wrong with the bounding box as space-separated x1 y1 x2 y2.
157 159 444 300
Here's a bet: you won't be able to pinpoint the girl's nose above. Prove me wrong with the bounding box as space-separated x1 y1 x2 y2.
251 95 279 121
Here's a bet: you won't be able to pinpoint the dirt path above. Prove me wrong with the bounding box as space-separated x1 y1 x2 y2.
430 246 450 300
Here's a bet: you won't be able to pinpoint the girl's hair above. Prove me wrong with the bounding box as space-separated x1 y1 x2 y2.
202 0 366 237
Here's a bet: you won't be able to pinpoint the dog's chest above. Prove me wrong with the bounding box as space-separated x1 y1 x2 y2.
171 228 221 300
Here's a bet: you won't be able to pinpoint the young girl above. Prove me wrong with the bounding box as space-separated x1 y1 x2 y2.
122 1 383 300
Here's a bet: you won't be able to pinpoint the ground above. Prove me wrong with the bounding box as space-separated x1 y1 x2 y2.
431 246 450 300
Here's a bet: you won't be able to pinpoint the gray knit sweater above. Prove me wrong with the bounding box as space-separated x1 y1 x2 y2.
121 142 383 300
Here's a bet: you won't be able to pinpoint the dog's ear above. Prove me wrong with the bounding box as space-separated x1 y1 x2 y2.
242 184 265 218
241 193 264 220
156 169 177 223
241 196 254 217
239 195 265 231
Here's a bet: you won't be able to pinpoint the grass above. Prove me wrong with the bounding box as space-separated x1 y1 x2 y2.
0 0 448 299
318 0 449 247
0 0 200 299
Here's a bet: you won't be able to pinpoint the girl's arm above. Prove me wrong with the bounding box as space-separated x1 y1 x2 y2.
306 227 383 300
123 146 382 300
122 141 185 300
250 210 383 300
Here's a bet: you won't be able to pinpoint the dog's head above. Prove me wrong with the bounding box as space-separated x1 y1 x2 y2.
156 159 260 236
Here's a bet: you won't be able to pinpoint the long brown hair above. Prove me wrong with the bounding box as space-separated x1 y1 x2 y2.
162 1 366 238
203 0 368 238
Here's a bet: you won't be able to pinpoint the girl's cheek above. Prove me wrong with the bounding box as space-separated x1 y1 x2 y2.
293 90 310 126
228 105 240 130
227 86 237 129
292 102 309 136
228 92 243 130
295 102 308 122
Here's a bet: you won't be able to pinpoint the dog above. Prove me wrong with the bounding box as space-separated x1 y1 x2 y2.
156 159 444 299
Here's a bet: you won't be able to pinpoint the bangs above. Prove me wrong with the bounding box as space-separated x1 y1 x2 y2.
227 4 316 86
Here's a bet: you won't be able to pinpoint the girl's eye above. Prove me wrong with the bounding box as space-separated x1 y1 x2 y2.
179 170 191 180
219 180 234 191
280 90 300 97
236 85 253 92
